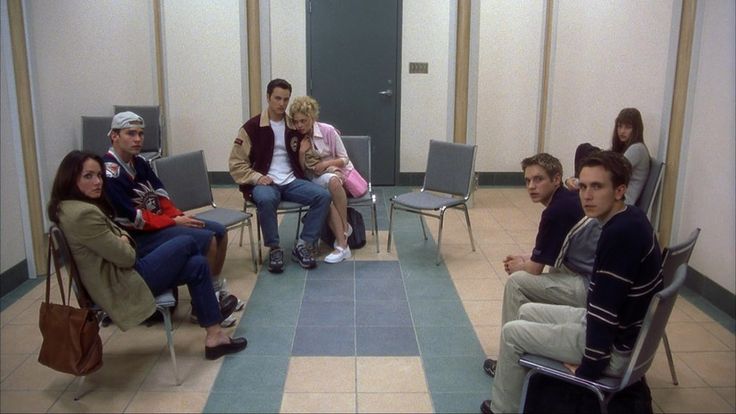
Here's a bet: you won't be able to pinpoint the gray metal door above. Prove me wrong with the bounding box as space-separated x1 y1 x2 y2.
307 0 401 185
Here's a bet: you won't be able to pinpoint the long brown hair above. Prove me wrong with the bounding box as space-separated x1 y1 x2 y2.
47 150 114 223
610 108 644 153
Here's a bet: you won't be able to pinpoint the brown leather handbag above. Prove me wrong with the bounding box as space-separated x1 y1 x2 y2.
38 231 103 376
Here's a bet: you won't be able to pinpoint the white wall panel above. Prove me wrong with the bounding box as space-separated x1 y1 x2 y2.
475 0 544 172
546 0 676 179
677 0 735 294
25 0 157 194
400 0 452 172
162 0 243 169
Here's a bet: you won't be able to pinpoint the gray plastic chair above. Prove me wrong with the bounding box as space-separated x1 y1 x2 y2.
153 150 257 272
81 116 113 156
114 105 163 162
48 225 180 400
342 135 379 253
635 157 664 225
658 227 701 385
387 140 477 265
518 264 690 414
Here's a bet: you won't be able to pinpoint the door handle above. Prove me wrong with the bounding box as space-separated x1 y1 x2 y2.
378 89 393 97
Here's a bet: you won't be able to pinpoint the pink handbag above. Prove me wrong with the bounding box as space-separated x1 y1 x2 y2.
343 168 368 198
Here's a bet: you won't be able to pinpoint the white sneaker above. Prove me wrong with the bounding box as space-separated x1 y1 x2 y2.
345 223 353 238
325 246 351 263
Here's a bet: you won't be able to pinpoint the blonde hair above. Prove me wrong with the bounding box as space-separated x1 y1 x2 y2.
289 95 320 120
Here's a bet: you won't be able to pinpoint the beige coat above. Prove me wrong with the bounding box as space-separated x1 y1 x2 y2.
58 200 155 331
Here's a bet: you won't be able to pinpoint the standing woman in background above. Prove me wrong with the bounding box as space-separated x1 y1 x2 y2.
566 108 650 204
47 150 247 360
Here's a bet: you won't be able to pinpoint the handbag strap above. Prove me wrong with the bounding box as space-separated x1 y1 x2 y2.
46 232 68 306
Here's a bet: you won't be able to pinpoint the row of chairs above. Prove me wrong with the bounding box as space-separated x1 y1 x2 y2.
82 105 163 162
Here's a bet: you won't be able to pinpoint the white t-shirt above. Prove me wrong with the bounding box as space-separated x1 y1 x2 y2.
267 119 295 185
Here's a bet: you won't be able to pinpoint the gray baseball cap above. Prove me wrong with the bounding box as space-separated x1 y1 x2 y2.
108 111 145 136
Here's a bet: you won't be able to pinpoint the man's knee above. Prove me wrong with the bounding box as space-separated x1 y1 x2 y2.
253 187 279 211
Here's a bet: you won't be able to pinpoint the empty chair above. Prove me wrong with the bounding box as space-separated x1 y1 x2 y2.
387 140 477 265
48 225 180 400
518 264 690 414
635 157 665 224
114 105 163 162
341 135 379 253
81 116 114 156
658 227 701 385
153 150 257 272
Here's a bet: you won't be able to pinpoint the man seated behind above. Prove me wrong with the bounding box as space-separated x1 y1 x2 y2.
103 112 240 326
483 153 601 377
481 150 662 414
228 78 331 273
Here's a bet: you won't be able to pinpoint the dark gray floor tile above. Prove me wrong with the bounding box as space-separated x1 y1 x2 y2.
422 356 491 394
211 356 289 393
355 261 402 278
249 272 305 301
410 299 472 327
297 300 355 327
241 299 301 327
356 326 419 356
356 277 407 301
233 325 294 356
356 300 412 327
307 260 354 280
291 326 355 356
302 279 354 302
404 277 459 300
431 392 491 414
416 326 484 356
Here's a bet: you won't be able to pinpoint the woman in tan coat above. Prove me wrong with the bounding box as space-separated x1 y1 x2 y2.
47 150 246 360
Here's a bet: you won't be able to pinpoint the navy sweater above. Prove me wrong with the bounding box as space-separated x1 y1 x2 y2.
577 206 662 379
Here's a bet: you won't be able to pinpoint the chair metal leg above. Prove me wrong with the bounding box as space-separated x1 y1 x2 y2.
73 375 92 400
238 221 245 247
436 210 445 265
247 219 257 273
662 331 679 385
160 307 181 386
461 204 476 251
256 216 263 264
372 200 379 253
295 210 303 242
386 202 395 252
518 369 537 413
419 215 428 240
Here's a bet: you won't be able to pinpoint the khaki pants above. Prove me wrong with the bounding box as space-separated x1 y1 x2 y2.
490 303 630 413
501 267 588 325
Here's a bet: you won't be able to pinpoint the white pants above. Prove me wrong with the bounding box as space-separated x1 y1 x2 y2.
490 303 630 413
501 267 588 325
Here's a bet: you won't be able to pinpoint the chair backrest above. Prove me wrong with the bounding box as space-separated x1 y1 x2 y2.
113 105 162 153
423 140 477 198
153 150 214 211
48 225 95 308
81 116 113 156
661 228 701 288
635 157 664 217
619 264 688 387
341 135 372 185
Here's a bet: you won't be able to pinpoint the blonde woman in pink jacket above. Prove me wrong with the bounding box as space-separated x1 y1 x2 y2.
290 96 367 264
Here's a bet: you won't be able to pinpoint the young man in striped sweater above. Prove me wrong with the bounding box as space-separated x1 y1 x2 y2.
481 151 662 414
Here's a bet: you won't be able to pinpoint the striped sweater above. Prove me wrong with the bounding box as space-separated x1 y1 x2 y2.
577 205 663 379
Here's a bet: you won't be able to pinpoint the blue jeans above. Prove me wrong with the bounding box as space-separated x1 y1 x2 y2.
134 236 221 327
132 219 226 258
251 178 331 247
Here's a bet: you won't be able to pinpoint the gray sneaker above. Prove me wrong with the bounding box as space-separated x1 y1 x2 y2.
292 243 317 269
268 247 285 273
